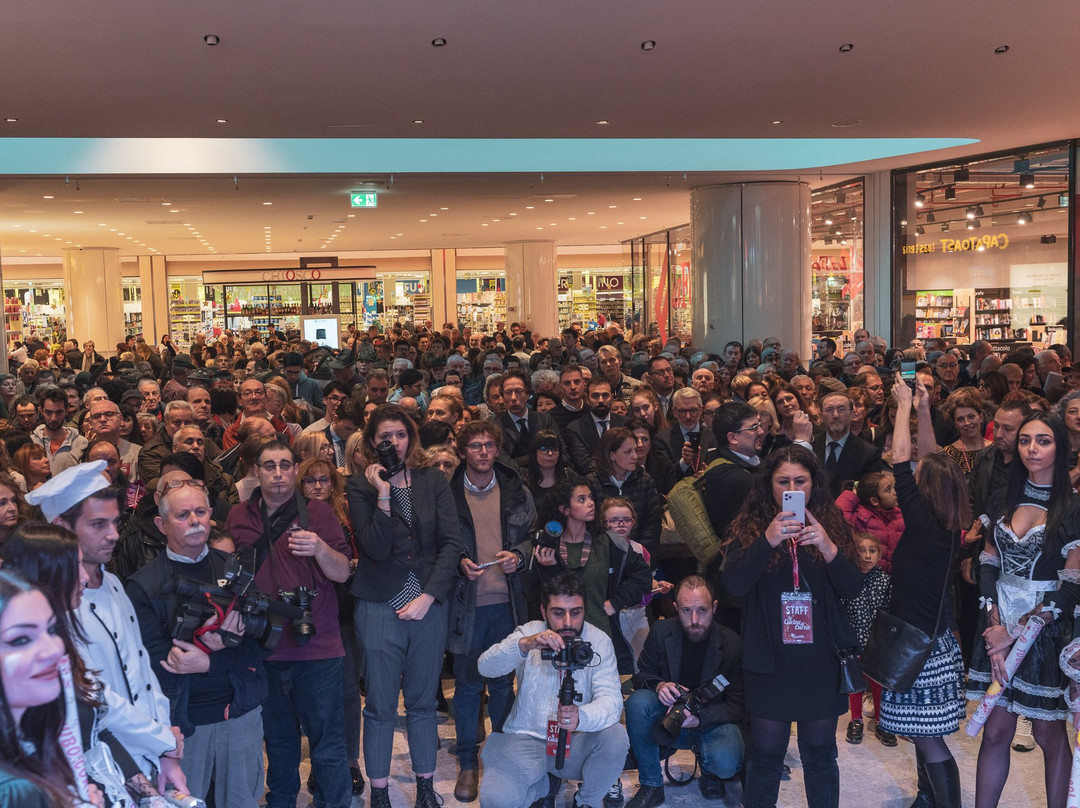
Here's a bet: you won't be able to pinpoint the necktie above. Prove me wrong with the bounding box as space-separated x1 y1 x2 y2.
826 441 840 472
598 419 608 436
517 417 530 443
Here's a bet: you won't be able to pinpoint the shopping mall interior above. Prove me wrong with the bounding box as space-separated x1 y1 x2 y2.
1 0 1079 358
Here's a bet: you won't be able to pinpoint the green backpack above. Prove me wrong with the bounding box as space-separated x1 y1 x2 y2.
665 457 732 564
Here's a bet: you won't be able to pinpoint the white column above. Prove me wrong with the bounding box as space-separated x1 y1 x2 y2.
690 182 812 357
862 170 894 342
429 248 455 330
63 247 123 355
505 241 557 340
138 254 171 346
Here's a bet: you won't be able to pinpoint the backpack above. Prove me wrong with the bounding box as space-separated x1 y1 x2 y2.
665 457 732 564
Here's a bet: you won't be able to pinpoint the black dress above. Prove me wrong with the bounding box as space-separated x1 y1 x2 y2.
723 533 863 722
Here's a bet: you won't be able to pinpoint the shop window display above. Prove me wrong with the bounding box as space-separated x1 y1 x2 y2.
4 282 67 349
811 179 865 352
894 143 1070 352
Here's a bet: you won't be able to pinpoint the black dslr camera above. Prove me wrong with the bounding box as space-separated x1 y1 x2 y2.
278 586 318 645
168 555 303 652
540 637 594 670
652 672 730 746
532 520 564 551
375 440 406 481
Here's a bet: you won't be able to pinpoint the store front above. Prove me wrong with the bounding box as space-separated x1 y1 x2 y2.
811 179 865 354
556 268 632 331
893 142 1073 353
623 224 691 342
456 270 506 333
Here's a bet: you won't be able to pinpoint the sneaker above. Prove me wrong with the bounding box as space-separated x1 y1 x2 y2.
603 780 624 808
846 719 864 744
698 773 725 800
1013 716 1036 752
862 693 875 718
625 784 665 808
874 723 898 748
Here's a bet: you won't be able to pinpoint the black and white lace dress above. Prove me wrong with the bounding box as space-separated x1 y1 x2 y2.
965 481 1080 721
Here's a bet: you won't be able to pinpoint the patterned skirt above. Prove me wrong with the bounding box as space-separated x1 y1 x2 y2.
965 613 1071 722
878 632 966 737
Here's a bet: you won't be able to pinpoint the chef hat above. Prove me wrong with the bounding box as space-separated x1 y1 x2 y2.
26 460 110 523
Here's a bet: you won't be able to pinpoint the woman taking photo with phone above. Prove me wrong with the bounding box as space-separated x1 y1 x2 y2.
722 446 862 808
347 404 463 808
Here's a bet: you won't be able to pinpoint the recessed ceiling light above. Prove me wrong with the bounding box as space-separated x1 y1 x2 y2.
203 34 220 46
10 224 19 228
772 120 783 125
42 195 54 200
596 120 610 125
995 45 1010 54
587 211 595 215
73 210 83 214
640 216 647 220
262 201 272 206
509 212 517 216
608 205 617 209
413 120 424 125
419 219 427 223
397 233 403 236
536 227 543 230
544 198 554 203
440 207 449 211
431 37 447 47
632 197 642 201
4 118 17 123
216 119 228 124
641 40 656 50
838 43 854 53
617 221 624 225
525 205 534 210
549 222 557 226
493 218 501 222
600 226 607 229
568 217 576 221
481 223 489 227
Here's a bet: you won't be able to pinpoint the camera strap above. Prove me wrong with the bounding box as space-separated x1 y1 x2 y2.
254 491 316 599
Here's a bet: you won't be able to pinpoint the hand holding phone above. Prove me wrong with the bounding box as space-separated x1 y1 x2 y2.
782 490 806 526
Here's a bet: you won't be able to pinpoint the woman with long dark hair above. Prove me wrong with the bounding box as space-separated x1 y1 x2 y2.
347 404 463 808
585 427 663 557
520 429 575 525
967 410 1080 808
722 446 862 808
877 378 970 807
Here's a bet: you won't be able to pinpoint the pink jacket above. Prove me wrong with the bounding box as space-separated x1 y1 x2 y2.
835 490 906 574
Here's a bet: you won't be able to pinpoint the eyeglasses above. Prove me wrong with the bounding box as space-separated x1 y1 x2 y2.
90 411 121 420
606 517 635 525
325 395 347 403
258 460 295 472
240 390 266 399
734 421 763 433
465 442 498 452
303 476 331 486
160 479 206 492
822 406 850 416
674 407 702 416
537 446 560 454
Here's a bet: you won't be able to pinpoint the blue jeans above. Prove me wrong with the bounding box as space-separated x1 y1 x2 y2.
452 602 516 767
263 658 351 808
625 688 745 787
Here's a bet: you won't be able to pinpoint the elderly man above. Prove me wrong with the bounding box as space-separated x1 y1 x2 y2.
138 378 164 418
598 345 642 403
139 400 198 486
664 388 716 479
691 367 716 397
934 351 962 394
778 349 805 380
222 378 289 450
813 391 882 499
1035 349 1064 389
127 479 268 807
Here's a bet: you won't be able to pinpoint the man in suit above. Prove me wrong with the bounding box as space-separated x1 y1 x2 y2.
813 390 882 499
663 388 716 479
495 370 560 462
323 398 364 469
646 356 676 415
564 377 629 476
549 365 588 431
77 339 106 373
623 575 745 808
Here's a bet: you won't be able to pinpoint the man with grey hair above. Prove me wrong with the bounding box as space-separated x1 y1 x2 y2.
127 479 268 807
138 400 197 487
138 377 163 418
1035 349 1064 388
665 387 716 478
598 344 641 402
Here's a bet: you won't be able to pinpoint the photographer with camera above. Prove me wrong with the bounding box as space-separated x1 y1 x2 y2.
476 573 628 808
347 403 464 808
126 479 270 807
624 575 746 808
225 439 354 808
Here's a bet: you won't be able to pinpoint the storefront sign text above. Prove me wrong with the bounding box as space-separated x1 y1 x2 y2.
902 233 1010 255
261 268 323 281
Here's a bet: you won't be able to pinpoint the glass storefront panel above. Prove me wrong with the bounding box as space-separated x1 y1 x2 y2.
669 226 692 342
3 280 66 348
169 277 220 347
645 233 669 339
811 179 865 350
456 270 505 333
557 268 632 331
122 280 143 339
627 240 645 335
894 143 1071 352
380 272 430 331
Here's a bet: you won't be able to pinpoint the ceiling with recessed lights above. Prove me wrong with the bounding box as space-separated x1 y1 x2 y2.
0 0 1077 258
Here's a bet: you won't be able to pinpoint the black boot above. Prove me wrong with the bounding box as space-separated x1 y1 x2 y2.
798 741 839 808
416 776 442 808
923 759 961 808
528 775 562 808
909 748 935 808
744 749 785 808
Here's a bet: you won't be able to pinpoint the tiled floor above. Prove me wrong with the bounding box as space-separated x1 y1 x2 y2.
290 683 1062 808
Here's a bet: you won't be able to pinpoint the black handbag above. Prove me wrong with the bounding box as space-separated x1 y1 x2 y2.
836 647 865 695
861 558 951 693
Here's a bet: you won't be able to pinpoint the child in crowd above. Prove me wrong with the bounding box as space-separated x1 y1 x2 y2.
836 471 905 573
843 532 893 746
599 497 672 669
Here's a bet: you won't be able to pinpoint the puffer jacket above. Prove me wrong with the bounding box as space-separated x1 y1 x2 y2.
585 468 663 556
446 461 537 655
835 489 905 573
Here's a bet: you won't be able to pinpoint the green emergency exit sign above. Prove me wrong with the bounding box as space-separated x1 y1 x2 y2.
350 192 378 208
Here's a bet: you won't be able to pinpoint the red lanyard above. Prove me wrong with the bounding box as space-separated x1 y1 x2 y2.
788 540 800 590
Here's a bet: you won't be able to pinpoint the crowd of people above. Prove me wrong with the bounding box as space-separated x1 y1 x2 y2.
0 318 1077 808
